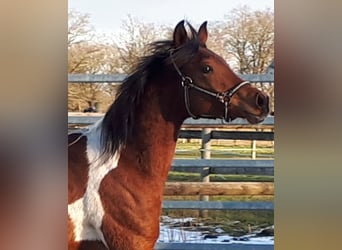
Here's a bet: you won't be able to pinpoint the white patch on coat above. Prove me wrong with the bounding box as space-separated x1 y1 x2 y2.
68 119 120 248
68 198 101 242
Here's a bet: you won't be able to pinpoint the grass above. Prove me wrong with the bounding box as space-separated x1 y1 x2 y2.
167 171 274 182
163 140 274 236
175 141 274 159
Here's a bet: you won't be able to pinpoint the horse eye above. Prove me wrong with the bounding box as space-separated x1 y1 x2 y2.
202 65 213 74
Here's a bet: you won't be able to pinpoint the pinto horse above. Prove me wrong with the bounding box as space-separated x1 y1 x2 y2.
68 20 269 250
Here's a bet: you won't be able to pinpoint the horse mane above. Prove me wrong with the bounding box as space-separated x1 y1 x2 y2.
100 21 201 163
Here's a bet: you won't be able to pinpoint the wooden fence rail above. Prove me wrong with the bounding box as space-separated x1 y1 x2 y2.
164 182 274 196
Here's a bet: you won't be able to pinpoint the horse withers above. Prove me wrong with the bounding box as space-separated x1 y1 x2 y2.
68 20 269 250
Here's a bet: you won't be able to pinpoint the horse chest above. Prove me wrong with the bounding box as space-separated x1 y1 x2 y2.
68 130 120 247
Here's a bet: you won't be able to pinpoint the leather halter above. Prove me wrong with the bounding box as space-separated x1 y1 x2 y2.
170 50 250 122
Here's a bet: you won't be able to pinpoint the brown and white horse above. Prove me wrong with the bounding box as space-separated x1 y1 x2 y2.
68 20 269 250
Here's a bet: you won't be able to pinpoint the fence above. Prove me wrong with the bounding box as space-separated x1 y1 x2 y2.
68 74 274 249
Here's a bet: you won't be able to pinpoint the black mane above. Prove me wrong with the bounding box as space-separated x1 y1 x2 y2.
99 22 201 163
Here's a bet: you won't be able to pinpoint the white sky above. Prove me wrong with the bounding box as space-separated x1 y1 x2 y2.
68 0 274 35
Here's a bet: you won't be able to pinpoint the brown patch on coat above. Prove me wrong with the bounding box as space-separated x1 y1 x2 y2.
68 133 89 204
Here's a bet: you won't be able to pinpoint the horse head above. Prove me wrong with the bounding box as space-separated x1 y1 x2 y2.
170 20 270 124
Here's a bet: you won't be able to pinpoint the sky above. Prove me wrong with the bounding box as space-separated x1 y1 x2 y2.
68 0 274 35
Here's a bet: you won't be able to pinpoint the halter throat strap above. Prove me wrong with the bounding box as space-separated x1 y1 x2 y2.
170 50 250 121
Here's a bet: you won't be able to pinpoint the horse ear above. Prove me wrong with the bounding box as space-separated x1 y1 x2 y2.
173 20 188 47
198 21 208 44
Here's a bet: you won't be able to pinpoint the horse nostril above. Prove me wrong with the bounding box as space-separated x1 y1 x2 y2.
256 93 268 108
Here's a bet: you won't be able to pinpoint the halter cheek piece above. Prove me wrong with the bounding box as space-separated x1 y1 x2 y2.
170 50 250 122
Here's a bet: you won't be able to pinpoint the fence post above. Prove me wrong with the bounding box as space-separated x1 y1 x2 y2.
251 139 257 159
251 128 261 159
200 128 211 217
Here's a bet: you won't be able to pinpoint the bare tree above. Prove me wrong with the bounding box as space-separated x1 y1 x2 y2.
68 10 121 74
68 10 119 112
204 21 234 63
114 15 172 73
68 10 94 47
68 13 171 112
221 6 274 74
68 10 274 112
68 42 120 111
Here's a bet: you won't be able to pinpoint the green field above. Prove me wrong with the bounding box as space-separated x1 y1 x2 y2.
167 171 274 182
175 140 274 159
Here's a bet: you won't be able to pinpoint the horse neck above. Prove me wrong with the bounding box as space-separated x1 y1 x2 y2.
122 77 186 181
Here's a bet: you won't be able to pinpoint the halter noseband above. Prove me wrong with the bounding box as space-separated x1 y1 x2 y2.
170 50 250 122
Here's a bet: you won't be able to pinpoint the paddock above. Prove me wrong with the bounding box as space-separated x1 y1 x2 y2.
68 72 274 250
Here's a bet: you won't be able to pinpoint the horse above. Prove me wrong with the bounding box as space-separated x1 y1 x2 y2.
68 20 270 250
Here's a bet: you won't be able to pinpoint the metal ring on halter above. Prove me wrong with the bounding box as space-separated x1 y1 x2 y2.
216 92 228 104
181 76 193 87
169 49 250 121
